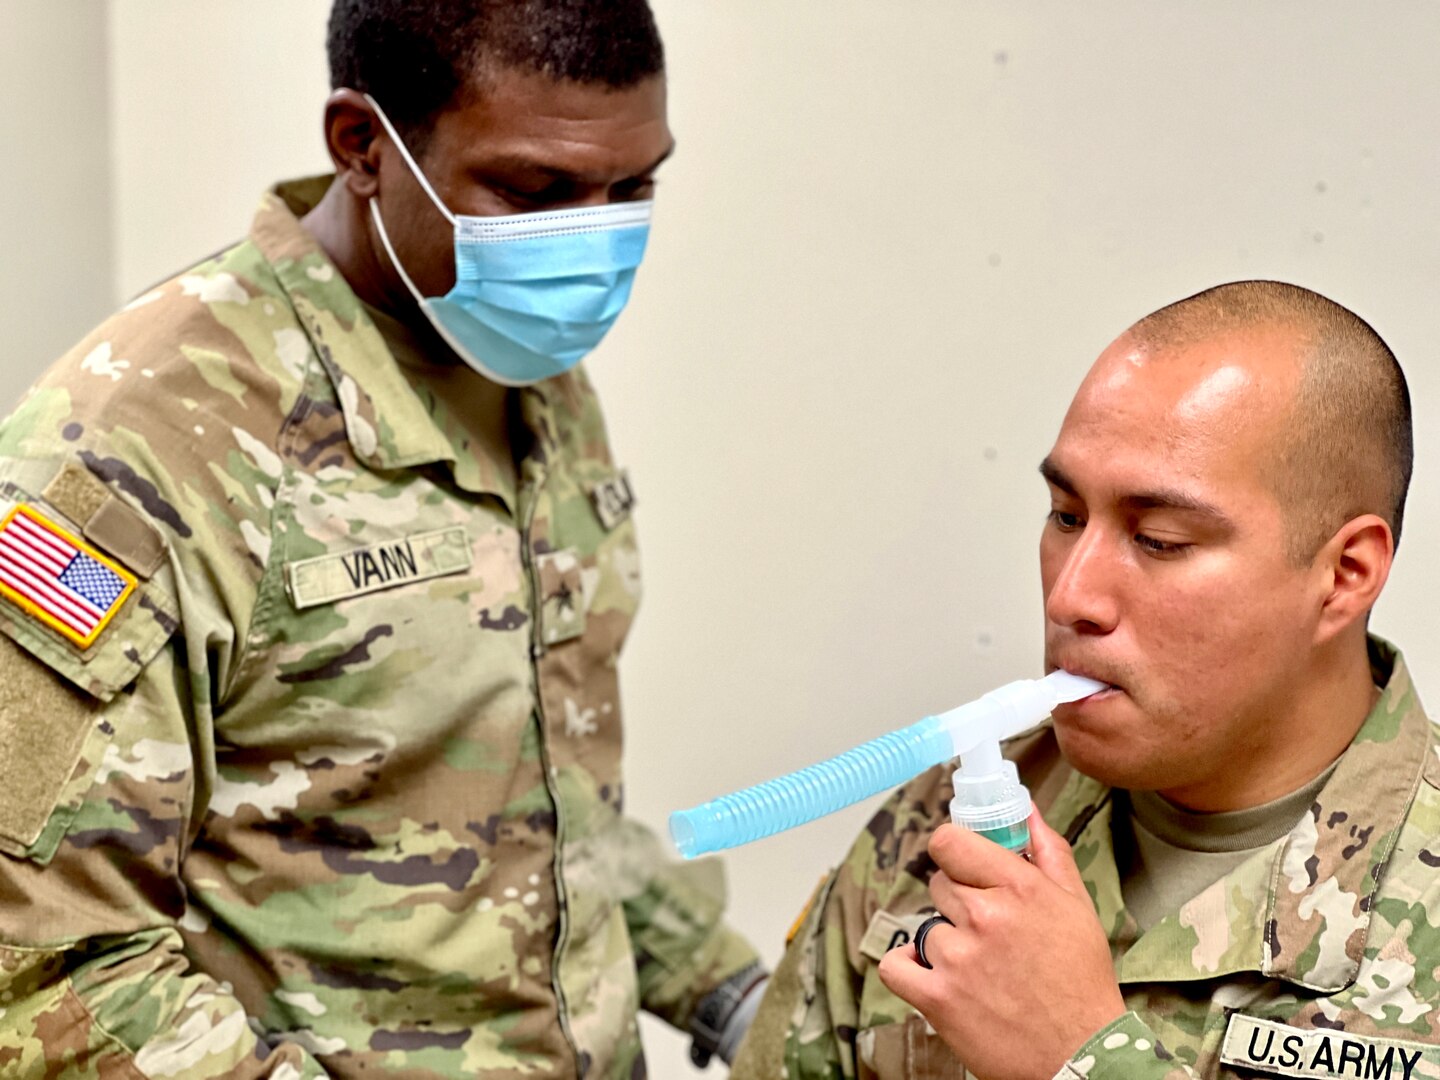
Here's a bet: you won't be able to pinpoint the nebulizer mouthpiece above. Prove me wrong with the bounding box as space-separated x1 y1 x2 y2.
669 670 1105 858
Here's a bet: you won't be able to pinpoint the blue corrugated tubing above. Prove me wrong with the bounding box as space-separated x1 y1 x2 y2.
669 716 953 858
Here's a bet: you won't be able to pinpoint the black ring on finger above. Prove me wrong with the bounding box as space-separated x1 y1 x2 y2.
913 913 954 970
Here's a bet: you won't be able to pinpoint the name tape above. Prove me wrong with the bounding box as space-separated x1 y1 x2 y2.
859 910 934 963
286 527 472 609
1222 1014 1432 1080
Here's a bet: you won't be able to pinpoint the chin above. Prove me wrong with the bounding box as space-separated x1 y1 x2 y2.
1053 722 1196 793
1053 726 1130 786
1051 686 1132 741
1051 699 1159 789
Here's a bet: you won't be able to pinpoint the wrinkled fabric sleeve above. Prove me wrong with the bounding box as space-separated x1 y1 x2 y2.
729 865 847 1080
0 349 328 1077
618 818 763 1031
0 632 331 1078
1052 1013 1203 1080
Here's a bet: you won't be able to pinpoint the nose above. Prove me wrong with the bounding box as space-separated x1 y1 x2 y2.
1044 524 1120 635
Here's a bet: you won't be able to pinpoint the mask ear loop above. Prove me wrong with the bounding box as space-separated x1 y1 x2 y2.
362 92 457 226
368 198 428 304
360 93 456 304
367 196 542 389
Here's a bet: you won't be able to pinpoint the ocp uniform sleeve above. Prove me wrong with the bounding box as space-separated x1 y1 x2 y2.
729 805 904 1080
1054 1013 1204 1080
611 815 763 1030
734 768 963 1080
0 330 333 1075
0 627 329 1077
728 867 847 1080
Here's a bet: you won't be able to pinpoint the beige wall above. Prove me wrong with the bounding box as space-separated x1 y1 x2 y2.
0 2 114 411
105 0 332 299
5 3 1440 1074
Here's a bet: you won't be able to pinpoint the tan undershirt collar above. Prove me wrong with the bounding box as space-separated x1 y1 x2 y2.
1118 755 1342 931
1129 756 1340 854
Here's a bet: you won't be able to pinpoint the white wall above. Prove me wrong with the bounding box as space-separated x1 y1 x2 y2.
0 2 114 410
623 0 1440 965
104 0 332 298
6 3 1440 1075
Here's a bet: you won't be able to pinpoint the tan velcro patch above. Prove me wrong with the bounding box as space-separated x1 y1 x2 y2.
40 461 109 526
0 633 101 854
42 461 167 579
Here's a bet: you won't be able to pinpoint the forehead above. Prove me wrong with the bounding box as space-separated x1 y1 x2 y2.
429 69 672 177
1048 331 1299 503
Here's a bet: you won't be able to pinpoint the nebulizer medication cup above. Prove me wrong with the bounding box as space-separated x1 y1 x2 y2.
945 671 1104 856
951 754 1035 855
669 670 1106 858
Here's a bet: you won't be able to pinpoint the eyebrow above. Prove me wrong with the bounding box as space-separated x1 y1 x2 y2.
1039 456 1233 522
478 142 676 185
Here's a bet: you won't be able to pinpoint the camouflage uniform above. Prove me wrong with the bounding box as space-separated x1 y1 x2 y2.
0 177 757 1078
737 639 1440 1080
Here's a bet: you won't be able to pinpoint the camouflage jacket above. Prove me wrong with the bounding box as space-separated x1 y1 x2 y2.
735 639 1440 1080
0 178 757 1078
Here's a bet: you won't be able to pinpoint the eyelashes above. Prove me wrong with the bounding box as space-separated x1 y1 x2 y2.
1046 510 1192 558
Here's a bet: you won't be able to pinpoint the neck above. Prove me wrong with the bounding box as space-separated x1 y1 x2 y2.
302 183 413 327
302 183 464 366
1159 633 1378 812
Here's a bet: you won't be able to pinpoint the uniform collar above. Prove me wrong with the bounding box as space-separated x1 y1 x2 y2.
252 177 454 473
253 176 567 487
1044 638 1432 993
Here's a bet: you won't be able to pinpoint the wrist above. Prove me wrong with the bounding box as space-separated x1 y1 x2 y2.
688 961 768 1068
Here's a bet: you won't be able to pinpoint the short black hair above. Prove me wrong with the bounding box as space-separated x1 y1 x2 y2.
1132 280 1413 562
327 0 665 151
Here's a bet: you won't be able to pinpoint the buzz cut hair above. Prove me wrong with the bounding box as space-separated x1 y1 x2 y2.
1131 280 1413 565
326 0 665 153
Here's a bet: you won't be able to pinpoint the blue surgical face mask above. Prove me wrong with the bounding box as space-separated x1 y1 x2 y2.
365 95 653 387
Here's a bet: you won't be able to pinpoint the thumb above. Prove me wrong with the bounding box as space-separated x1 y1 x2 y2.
1027 806 1086 897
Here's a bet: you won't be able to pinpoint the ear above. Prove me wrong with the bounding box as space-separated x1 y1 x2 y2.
321 88 383 199
1313 514 1394 644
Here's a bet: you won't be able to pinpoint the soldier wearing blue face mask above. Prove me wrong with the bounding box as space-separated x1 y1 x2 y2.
364 93 653 387
0 1 765 1077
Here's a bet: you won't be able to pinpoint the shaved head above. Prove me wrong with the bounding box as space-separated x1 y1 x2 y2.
1129 281 1411 564
1042 280 1410 808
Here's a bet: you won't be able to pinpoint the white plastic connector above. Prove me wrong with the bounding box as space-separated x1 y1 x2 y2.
941 670 1105 844
937 669 1106 767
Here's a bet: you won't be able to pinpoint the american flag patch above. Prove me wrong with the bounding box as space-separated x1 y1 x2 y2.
0 505 136 648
